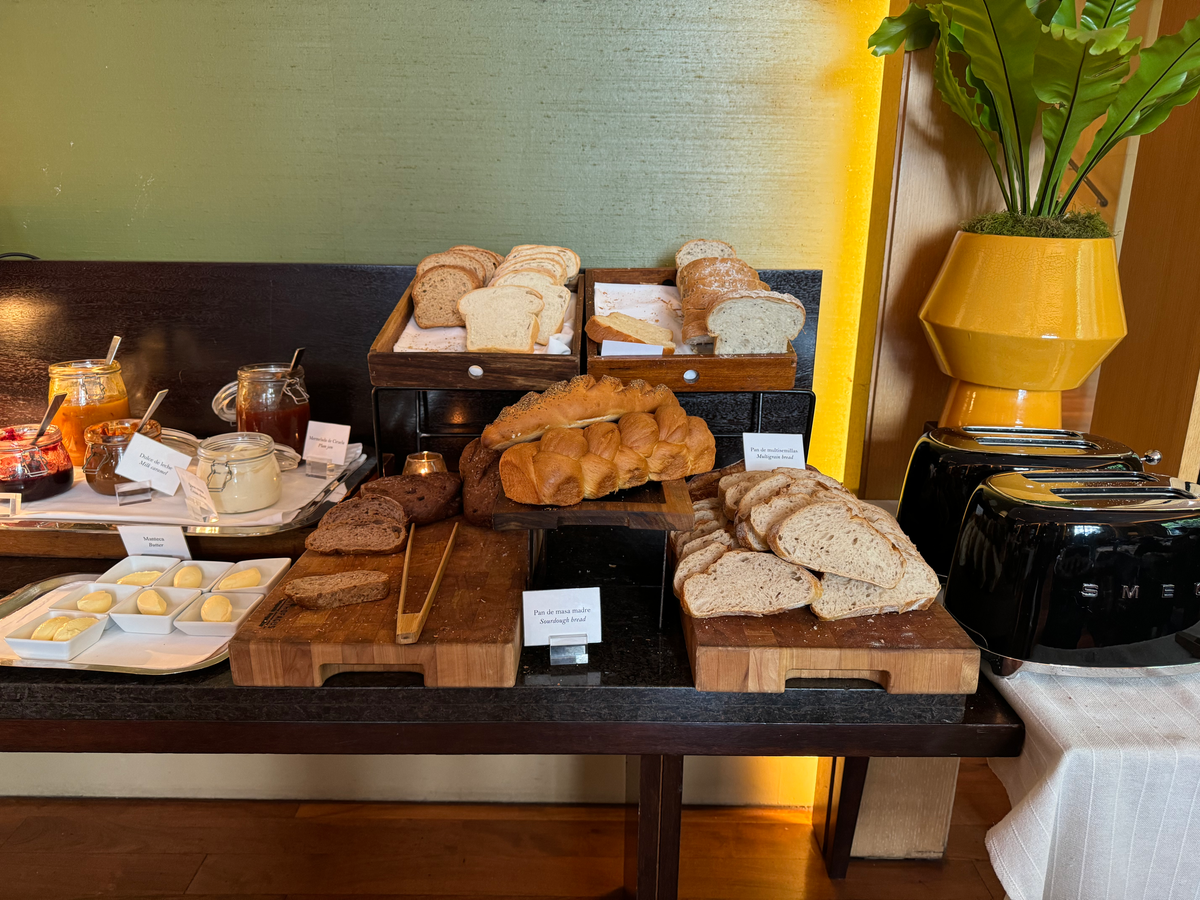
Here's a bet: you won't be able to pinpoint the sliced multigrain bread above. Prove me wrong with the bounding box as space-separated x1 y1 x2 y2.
285 571 391 609
688 460 745 500
445 246 499 282
321 495 409 528
585 312 676 354
673 540 727 598
458 286 544 352
768 501 904 588
361 473 463 525
677 257 759 298
416 251 488 283
716 470 771 511
678 528 737 560
707 291 807 355
412 265 483 328
681 550 821 618
671 519 726 555
723 471 779 520
533 285 572 345
305 523 408 555
676 239 738 271
812 549 941 620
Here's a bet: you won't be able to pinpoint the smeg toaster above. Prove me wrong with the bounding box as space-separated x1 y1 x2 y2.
943 470 1200 675
897 426 1145 577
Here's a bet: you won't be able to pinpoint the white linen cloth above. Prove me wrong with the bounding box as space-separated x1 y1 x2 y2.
986 667 1200 900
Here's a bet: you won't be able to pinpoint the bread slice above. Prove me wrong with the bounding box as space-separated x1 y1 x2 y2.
285 571 391 609
673 540 727 598
681 550 821 618
508 245 580 279
676 239 737 271
412 265 482 328
746 488 825 549
446 246 499 281
812 550 941 620
688 460 745 500
304 523 408 555
416 251 487 283
362 473 463 525
533 285 572 345
677 258 760 299
707 291 806 355
670 519 726 555
490 269 559 289
458 286 544 352
585 313 676 354
722 472 777 519
768 501 905 588
321 495 408 528
678 528 737 560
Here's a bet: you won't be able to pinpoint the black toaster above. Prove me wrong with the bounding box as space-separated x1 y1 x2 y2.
944 471 1200 674
897 427 1146 577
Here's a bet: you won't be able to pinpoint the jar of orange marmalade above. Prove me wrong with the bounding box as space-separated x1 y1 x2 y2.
48 360 132 466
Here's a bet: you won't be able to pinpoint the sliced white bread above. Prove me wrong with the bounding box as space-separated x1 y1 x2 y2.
509 245 580 278
412 265 483 328
494 258 564 283
416 251 488 283
458 286 544 352
681 550 821 619
708 291 807 355
678 528 736 560
812 550 940 620
768 501 905 588
675 239 737 271
585 312 676 354
442 247 497 282
530 285 571 345
672 540 727 598
491 269 560 289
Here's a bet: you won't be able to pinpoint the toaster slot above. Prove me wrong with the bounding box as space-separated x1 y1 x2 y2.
1049 486 1196 501
1025 471 1157 484
962 426 1102 450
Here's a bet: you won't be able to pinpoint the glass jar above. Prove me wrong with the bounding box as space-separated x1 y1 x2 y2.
212 364 310 454
195 432 282 514
82 418 163 496
48 359 132 466
0 424 75 502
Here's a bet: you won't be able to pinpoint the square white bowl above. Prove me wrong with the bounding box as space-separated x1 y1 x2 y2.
174 591 266 638
51 583 141 629
157 560 234 591
96 556 182 588
7 610 107 660
209 558 290 594
108 587 199 634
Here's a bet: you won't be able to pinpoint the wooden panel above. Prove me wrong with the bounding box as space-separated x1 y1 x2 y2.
852 757 959 859
682 602 979 694
1091 0 1200 481
492 478 695 532
228 516 525 687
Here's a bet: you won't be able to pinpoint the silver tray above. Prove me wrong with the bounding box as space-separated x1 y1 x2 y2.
0 452 375 538
0 573 230 676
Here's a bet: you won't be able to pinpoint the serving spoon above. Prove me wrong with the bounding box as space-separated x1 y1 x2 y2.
103 335 121 366
134 389 169 435
32 393 68 446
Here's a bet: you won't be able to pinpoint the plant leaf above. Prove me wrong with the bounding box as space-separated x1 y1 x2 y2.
943 0 1044 212
1033 22 1137 213
1080 0 1140 33
869 3 939 56
1027 0 1062 26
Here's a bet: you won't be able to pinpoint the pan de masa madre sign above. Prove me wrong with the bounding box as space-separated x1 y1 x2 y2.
523 587 601 646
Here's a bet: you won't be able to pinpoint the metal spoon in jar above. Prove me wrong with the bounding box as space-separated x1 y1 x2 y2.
103 335 121 366
134 389 169 435
32 393 68 446
287 347 305 374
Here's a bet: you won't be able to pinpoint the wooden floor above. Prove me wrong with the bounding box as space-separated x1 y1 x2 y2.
0 759 1011 900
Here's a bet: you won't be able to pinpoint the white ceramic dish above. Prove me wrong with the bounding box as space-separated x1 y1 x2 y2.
96 556 182 587
209 558 290 594
157 560 234 591
108 587 199 635
51 583 140 629
7 610 107 661
174 591 266 638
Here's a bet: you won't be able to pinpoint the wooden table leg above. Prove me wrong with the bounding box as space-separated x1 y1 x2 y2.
812 755 870 879
624 754 684 899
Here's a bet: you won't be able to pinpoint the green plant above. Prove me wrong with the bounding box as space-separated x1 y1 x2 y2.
870 0 1200 217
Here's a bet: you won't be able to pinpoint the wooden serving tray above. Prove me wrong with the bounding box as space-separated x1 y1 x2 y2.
368 279 584 390
682 602 980 694
583 268 798 392
492 478 695 532
228 517 525 687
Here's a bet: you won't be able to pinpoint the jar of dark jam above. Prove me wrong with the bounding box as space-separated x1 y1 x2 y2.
0 424 75 502
212 364 310 454
82 418 164 496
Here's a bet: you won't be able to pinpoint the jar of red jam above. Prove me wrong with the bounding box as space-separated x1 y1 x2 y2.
0 425 75 502
82 418 164 496
212 364 310 454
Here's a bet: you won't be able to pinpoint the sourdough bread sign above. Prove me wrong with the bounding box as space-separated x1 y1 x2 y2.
523 587 601 646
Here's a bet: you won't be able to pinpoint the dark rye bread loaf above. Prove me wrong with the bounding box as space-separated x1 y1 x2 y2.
285 571 390 609
361 473 462 525
458 439 501 528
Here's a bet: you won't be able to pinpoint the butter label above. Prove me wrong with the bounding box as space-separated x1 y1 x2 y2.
114 432 191 495
118 525 191 559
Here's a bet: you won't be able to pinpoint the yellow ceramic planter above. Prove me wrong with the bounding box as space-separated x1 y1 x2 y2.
919 232 1127 428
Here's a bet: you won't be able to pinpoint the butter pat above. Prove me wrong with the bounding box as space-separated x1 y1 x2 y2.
117 570 162 586
219 568 261 590
52 618 99 641
32 616 71 641
173 565 203 589
137 590 168 616
77 590 113 613
201 595 233 623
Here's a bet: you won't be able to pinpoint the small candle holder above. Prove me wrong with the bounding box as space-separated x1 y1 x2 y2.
403 451 447 476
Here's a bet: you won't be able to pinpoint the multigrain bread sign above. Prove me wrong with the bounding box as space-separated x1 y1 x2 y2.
743 432 806 471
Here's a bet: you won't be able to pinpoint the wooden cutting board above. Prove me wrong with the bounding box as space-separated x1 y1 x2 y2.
682 602 980 694
229 517 526 687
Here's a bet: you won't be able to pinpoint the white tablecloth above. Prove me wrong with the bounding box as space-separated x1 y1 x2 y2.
987 668 1200 900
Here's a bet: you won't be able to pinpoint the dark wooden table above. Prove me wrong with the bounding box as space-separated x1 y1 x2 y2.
0 535 1023 900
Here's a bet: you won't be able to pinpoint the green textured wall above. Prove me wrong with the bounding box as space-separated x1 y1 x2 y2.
1 0 888 476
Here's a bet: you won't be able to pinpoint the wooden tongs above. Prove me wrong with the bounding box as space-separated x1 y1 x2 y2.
395 521 459 644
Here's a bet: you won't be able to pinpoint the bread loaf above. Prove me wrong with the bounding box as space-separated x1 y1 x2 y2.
361 473 462 525
305 495 409 555
675 239 737 271
707 291 807 355
459 438 501 528
481 375 680 450
585 312 676 354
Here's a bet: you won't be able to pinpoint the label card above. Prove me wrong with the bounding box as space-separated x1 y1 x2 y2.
0 493 20 517
114 432 191 495
600 339 664 357
118 525 192 559
176 467 219 522
523 587 602 646
303 421 352 466
743 432 807 471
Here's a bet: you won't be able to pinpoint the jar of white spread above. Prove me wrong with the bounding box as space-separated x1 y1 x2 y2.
196 432 282 514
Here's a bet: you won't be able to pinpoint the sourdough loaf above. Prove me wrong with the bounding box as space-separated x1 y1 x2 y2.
681 550 821 619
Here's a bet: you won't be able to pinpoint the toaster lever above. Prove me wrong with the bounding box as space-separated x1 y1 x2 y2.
1143 449 1163 466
